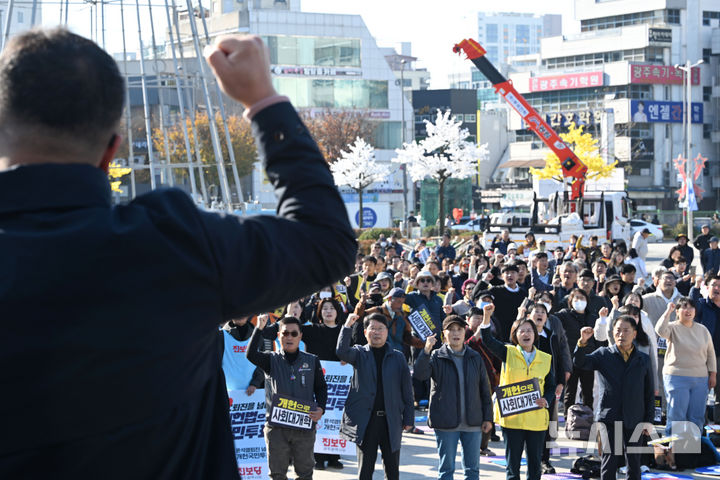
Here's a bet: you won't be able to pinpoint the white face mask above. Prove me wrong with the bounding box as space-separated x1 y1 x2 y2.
572 299 587 312
319 291 332 299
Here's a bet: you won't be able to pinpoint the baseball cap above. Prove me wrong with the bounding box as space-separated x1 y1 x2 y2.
376 271 393 282
711 237 719 243
369 282 382 291
388 287 406 298
416 271 434 280
579 269 595 280
507 243 518 251
702 224 711 229
642 228 651 235
442 315 467 330
476 290 494 301
676 233 688 241
604 274 622 284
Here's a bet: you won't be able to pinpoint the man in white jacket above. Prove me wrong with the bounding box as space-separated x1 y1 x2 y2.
632 228 651 261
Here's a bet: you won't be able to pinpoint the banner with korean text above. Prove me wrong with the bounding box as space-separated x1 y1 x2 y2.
228 389 268 480
314 361 354 455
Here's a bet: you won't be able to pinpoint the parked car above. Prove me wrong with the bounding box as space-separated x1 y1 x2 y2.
630 219 664 243
451 217 483 231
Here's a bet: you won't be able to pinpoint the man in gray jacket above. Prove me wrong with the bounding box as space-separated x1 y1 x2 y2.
337 312 414 480
414 315 493 480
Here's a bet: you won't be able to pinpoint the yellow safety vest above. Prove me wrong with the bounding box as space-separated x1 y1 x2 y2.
494 345 551 431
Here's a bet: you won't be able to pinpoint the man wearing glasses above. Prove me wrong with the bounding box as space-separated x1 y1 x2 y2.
247 315 327 480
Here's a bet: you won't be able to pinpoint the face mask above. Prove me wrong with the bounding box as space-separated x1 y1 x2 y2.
380 241 387 247
453 266 460 274
479 301 491 310
541 302 552 313
572 299 587 312
370 293 384 304
319 291 332 299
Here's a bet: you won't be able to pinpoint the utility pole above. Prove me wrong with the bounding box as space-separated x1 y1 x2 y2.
400 59 408 237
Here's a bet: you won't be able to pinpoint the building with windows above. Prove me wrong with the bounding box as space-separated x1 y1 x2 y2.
494 0 720 211
170 0 415 222
0 3 41 38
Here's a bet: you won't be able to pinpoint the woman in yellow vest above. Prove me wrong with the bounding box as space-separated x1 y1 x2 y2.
477 302 555 480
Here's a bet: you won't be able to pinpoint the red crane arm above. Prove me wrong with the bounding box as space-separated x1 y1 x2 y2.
453 38 588 199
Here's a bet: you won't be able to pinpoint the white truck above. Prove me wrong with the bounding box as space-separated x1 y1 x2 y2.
483 191 632 249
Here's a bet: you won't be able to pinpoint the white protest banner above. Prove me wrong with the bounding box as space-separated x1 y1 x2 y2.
228 389 268 480
315 361 354 455
496 378 542 417
269 394 316 430
407 308 436 341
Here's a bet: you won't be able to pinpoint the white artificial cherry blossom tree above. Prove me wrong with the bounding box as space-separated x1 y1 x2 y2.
393 110 489 236
331 138 390 228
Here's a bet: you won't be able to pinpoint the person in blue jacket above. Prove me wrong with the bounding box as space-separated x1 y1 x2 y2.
575 316 654 480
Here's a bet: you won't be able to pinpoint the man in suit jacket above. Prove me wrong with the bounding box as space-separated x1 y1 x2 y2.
0 30 356 478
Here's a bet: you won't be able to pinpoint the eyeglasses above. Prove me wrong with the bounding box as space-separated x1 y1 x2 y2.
281 331 299 337
417 278 432 284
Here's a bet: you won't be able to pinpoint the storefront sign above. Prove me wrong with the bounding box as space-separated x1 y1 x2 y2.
407 308 436 341
630 100 703 124
648 28 672 43
546 109 603 128
314 361 354 455
529 71 603 92
269 394 315 430
271 66 362 77
496 378 542 417
228 389 268 480
629 64 700 85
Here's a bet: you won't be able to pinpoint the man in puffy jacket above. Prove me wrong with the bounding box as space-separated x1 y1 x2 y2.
414 315 493 480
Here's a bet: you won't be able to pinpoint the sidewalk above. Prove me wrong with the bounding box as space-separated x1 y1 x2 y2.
314 410 717 479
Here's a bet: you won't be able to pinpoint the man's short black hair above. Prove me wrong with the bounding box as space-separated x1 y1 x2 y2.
535 252 548 260
362 255 377 264
363 313 388 329
279 316 302 328
619 263 636 274
0 28 125 149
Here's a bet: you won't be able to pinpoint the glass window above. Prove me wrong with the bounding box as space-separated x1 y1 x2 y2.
666 9 680 24
374 122 402 149
272 78 388 109
516 24 530 44
704 48 711 63
263 35 361 67
486 24 498 43
17 10 22 23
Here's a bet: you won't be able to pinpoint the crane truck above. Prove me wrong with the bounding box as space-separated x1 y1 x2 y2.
453 39 632 249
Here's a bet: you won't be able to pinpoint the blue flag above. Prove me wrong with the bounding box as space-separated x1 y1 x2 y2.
687 179 698 211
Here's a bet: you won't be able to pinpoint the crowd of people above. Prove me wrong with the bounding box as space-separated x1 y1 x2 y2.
234 227 720 480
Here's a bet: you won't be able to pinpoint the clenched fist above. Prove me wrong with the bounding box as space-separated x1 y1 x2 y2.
205 35 277 108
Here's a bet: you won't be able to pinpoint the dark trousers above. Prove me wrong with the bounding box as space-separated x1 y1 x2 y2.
503 427 545 480
714 354 720 423
265 424 316 480
564 367 594 408
357 414 400 480
598 422 642 480
314 453 340 465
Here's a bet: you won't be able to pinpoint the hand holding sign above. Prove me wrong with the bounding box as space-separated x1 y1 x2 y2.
308 407 323 422
534 397 548 409
579 326 594 344
424 334 437 354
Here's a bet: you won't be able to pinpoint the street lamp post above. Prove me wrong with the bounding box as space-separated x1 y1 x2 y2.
676 59 703 241
400 59 408 237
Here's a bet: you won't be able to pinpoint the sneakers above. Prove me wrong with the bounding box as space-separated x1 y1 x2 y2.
314 462 325 470
405 426 424 434
490 433 501 442
541 461 556 474
480 448 496 456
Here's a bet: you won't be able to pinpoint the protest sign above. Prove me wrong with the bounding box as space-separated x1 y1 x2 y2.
314 361 353 455
407 308 436 341
228 389 268 480
496 378 542 417
269 394 315 430
654 396 663 424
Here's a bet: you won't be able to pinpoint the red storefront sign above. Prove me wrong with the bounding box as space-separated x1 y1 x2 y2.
629 64 700 85
528 71 603 92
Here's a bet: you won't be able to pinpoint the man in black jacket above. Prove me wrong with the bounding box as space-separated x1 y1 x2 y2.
414 315 493 480
695 224 713 261
472 263 526 342
575 317 654 480
0 30 356 479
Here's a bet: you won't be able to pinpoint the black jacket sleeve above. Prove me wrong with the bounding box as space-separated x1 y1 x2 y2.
543 362 556 406
250 367 265 389
479 359 493 423
313 360 328 412
246 327 272 374
480 325 509 363
196 102 357 319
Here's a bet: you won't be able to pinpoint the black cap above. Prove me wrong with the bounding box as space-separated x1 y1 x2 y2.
442 315 467 330
476 290 494 301
579 269 595 280
604 274 622 284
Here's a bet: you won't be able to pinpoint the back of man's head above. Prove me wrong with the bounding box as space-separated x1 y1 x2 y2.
0 28 124 160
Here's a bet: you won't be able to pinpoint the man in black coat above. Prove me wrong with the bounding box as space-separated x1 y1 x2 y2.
695 224 713 261
675 233 695 267
575 317 654 480
0 31 356 479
